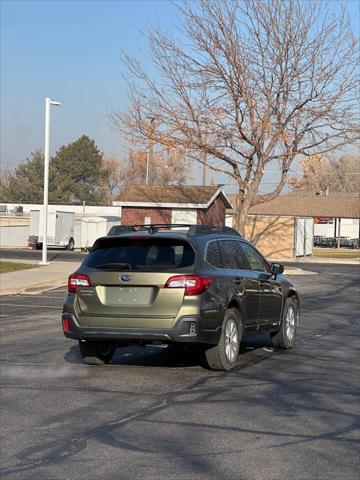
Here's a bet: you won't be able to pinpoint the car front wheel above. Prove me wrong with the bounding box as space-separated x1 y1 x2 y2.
66 238 75 251
271 297 299 349
79 341 115 365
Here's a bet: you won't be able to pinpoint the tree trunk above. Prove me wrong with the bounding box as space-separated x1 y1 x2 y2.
232 194 252 236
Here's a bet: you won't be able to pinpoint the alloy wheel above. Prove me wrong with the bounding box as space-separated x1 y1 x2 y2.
225 318 239 362
286 306 296 341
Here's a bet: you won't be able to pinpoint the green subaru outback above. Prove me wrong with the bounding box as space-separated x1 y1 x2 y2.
62 224 299 371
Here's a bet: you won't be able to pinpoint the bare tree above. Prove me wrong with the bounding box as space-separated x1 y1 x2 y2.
113 0 359 233
98 149 190 203
0 168 15 202
98 155 126 204
289 154 360 194
121 148 189 187
289 154 331 193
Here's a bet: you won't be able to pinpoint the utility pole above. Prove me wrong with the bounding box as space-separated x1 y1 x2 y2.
202 131 208 186
202 156 207 186
337 217 341 249
146 117 155 185
146 147 150 185
149 141 154 184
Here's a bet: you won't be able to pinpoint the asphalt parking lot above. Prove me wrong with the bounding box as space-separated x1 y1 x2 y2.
0 265 359 480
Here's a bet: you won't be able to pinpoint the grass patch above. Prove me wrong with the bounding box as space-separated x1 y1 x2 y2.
0 261 37 274
313 248 360 259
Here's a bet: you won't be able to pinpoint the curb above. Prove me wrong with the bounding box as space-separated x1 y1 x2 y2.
278 258 360 265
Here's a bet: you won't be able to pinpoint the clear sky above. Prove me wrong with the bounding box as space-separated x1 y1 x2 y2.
1 0 179 168
1 0 359 189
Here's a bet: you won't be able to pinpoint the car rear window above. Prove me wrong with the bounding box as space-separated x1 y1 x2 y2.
84 237 195 271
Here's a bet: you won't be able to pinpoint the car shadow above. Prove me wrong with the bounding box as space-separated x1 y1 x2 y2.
64 333 274 369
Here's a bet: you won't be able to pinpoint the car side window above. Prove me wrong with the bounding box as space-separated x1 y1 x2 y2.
241 243 268 272
218 240 247 269
206 241 222 268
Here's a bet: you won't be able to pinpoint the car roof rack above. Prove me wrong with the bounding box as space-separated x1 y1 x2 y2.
187 225 242 237
111 224 242 237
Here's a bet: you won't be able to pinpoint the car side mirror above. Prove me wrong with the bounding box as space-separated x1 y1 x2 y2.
271 263 284 276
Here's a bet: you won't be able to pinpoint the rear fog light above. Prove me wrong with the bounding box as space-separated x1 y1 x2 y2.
63 317 70 333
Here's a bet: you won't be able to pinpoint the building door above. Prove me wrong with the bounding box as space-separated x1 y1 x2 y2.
295 218 314 257
305 218 314 255
295 218 305 256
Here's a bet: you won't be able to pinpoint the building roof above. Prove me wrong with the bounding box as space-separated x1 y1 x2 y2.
227 193 360 219
242 195 360 219
113 185 232 209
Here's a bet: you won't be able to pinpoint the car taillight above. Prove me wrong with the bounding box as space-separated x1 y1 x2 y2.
164 275 211 296
68 273 92 293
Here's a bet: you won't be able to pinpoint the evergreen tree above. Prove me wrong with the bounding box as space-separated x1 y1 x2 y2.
0 136 108 205
50 135 105 205
0 150 46 203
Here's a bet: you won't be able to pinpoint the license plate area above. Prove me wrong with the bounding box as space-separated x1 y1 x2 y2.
97 286 155 306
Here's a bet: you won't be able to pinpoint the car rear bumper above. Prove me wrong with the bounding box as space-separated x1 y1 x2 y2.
62 312 221 345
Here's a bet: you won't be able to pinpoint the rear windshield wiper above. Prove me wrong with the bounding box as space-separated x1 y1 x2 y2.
97 263 132 271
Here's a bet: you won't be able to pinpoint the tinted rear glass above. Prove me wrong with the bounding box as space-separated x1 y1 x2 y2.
219 240 248 269
206 241 222 268
84 237 195 271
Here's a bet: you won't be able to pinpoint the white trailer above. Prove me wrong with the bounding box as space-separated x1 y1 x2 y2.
28 210 75 250
314 218 359 239
80 216 121 250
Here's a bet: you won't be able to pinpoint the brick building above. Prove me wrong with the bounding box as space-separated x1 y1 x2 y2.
113 185 232 227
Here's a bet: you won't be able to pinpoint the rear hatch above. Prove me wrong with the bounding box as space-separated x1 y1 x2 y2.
76 236 196 326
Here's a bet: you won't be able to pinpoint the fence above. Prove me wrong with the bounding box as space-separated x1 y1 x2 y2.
0 203 121 217
0 225 30 247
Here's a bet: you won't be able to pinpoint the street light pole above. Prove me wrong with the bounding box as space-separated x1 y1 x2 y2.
39 97 61 265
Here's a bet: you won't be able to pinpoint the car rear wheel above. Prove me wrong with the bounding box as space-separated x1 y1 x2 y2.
66 238 75 251
205 308 241 371
79 341 115 365
271 297 298 349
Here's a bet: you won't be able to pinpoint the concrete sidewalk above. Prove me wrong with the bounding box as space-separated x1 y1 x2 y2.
278 256 360 265
0 261 81 296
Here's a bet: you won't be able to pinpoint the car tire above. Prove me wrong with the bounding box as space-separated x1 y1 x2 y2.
79 341 115 365
205 308 241 371
271 297 299 349
66 238 75 251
